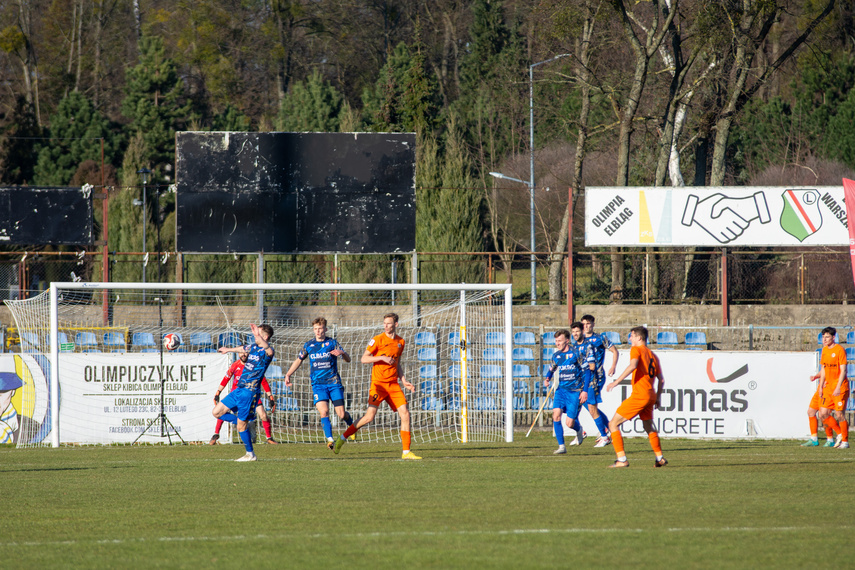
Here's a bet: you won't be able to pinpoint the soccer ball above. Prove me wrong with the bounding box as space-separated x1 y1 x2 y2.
163 333 181 351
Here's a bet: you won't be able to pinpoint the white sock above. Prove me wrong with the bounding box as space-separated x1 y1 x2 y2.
617 455 627 462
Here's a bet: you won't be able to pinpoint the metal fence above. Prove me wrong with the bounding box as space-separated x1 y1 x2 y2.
1 248 853 306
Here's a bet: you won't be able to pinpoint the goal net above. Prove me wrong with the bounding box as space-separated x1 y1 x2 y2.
4 283 513 447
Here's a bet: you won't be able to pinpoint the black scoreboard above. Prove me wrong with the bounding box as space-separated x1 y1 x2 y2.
0 187 92 245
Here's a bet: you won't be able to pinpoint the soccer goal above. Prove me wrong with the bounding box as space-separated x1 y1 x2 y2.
4 282 513 447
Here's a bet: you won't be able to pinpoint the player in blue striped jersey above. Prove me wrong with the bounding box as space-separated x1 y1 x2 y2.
580 315 619 447
213 323 275 462
285 317 354 449
544 327 590 455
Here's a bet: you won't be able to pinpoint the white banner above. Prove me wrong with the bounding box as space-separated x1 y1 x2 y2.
585 186 848 246
58 353 228 444
568 350 817 439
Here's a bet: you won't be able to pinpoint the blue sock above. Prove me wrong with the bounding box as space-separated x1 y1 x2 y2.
239 429 254 454
594 413 609 437
219 413 237 424
554 420 565 446
321 417 333 439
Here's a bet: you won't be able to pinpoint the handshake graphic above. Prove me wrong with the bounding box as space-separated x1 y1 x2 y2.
681 192 771 244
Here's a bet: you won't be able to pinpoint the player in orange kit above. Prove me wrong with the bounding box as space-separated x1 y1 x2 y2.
815 327 849 449
333 312 421 459
604 326 666 468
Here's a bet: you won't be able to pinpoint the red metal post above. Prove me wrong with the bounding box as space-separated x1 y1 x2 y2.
721 248 729 326
567 187 574 324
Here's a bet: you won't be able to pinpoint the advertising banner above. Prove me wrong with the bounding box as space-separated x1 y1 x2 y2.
58 353 228 444
570 350 817 439
585 186 848 247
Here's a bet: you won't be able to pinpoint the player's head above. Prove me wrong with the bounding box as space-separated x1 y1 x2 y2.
555 329 571 351
570 322 584 343
821 326 837 346
258 324 274 341
629 326 648 345
383 313 399 335
580 314 595 335
312 317 328 339
239 352 248 362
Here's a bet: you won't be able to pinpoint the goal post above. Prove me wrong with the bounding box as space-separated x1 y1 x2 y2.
6 282 513 447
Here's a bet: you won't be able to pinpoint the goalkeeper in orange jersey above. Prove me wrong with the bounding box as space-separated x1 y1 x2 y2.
604 326 667 468
332 312 421 459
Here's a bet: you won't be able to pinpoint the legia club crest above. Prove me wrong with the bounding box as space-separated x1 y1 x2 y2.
780 189 822 242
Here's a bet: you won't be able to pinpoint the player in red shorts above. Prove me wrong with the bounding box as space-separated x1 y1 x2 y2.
604 326 666 468
332 312 420 459
209 351 278 445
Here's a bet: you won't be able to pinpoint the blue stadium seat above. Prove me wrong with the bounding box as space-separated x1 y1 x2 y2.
512 347 534 361
75 332 98 350
847 348 855 362
448 365 462 380
540 364 551 378
189 332 213 349
448 331 461 346
415 331 436 345
449 348 461 361
420 365 438 379
530 396 553 410
198 347 216 353
513 396 527 410
270 381 292 397
603 331 621 346
417 347 438 361
421 397 444 411
847 331 855 345
685 331 707 350
448 380 461 394
218 332 242 348
266 365 284 379
132 332 156 349
279 397 300 411
512 364 531 378
485 331 505 345
656 331 679 348
480 365 502 379
473 396 497 410
141 348 159 353
542 331 555 346
513 331 536 345
512 380 530 394
420 380 441 395
542 347 556 360
483 347 503 361
477 380 500 394
20 332 39 351
103 332 125 349
448 397 461 411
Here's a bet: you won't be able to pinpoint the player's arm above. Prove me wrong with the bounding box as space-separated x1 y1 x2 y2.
653 355 665 408
579 367 589 404
331 342 351 363
833 357 847 396
607 358 638 392
397 356 414 391
818 363 827 394
261 378 275 409
361 349 394 365
543 362 557 391
284 356 304 387
217 345 245 355
607 344 619 376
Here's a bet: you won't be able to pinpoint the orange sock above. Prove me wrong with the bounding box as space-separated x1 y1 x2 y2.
401 430 411 452
343 424 358 439
809 416 818 437
841 420 849 442
612 429 625 458
648 431 663 456
824 419 835 438
825 416 841 435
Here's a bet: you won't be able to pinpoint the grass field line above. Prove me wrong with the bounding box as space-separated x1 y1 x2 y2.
6 525 845 549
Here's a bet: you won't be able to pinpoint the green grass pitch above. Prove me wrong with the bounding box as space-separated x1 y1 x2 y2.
2 433 853 569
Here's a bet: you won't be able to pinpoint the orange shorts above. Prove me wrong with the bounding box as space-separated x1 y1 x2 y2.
821 389 850 412
369 381 407 411
616 388 656 422
809 391 822 411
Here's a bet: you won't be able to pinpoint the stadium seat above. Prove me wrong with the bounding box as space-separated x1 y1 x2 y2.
449 348 461 361
542 331 555 346
448 380 461 394
603 331 621 346
132 332 156 349
512 364 531 378
847 331 855 345
847 348 855 362
448 331 461 346
266 365 284 379
513 331 536 345
473 396 497 410
421 397 444 411
512 380 530 394
279 397 300 411
103 332 125 349
20 332 39 351
477 381 500 394
447 397 461 411
415 331 436 346
540 364 551 378
75 332 98 350
420 380 441 395
513 396 527 410
418 347 438 361
198 347 216 353
141 348 159 353
420 365 438 379
188 332 213 350
656 331 679 348
218 332 242 348
485 331 504 345
512 347 534 361
483 347 503 361
448 365 462 380
685 331 707 350
270 381 292 397
542 347 556 360
480 365 502 379
530 396 553 410
50 332 72 352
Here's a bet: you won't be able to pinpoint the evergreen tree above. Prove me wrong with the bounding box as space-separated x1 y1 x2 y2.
32 92 119 186
277 70 344 132
212 104 251 131
121 36 192 175
0 96 40 184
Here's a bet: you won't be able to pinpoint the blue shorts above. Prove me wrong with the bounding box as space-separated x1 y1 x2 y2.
553 389 582 419
221 387 258 422
583 382 602 407
313 384 345 405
